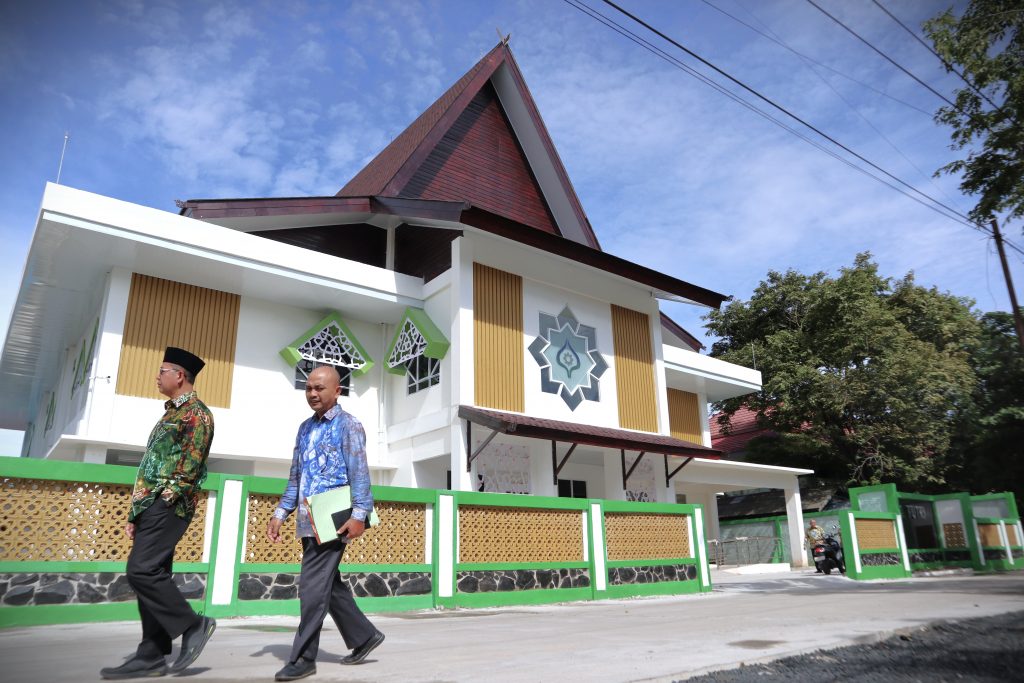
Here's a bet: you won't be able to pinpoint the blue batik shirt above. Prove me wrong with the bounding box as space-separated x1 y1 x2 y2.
273 404 373 538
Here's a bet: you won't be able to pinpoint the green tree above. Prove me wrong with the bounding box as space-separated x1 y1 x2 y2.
947 311 1024 501
706 253 980 490
923 0 1024 225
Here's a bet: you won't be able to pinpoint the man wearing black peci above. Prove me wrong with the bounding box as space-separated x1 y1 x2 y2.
101 347 217 680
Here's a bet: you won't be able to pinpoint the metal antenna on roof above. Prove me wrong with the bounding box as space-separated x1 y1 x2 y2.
56 131 70 185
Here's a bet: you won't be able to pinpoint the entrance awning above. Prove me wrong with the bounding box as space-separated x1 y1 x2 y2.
458 405 721 488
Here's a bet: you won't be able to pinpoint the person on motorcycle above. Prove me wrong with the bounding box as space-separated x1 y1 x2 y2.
806 519 826 573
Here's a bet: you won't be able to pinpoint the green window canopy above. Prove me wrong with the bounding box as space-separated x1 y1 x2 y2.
279 312 374 377
384 308 450 375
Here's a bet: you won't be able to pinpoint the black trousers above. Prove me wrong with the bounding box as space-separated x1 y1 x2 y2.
289 536 377 663
127 499 199 658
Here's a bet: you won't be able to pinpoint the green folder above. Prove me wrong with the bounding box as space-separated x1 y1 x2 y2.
303 486 380 544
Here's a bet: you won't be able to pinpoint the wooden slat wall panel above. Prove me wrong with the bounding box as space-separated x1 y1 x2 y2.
116 274 240 408
473 263 524 412
667 389 702 444
611 304 658 432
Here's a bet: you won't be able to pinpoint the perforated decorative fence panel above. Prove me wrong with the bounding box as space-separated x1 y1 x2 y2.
855 518 897 550
978 523 1002 547
343 502 426 565
458 506 583 563
243 495 427 565
0 476 206 563
605 512 690 561
943 522 967 548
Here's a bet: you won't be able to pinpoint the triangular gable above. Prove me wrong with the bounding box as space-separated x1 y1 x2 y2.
337 42 600 248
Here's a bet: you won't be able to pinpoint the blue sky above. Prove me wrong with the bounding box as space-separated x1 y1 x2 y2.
1 0 1020 456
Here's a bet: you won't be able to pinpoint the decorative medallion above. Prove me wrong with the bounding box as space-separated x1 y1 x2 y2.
528 306 608 410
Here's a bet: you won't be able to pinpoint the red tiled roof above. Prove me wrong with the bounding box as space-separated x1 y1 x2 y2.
710 405 771 454
459 405 720 457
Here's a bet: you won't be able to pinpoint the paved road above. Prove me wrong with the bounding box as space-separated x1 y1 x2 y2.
685 609 1024 682
2 569 1022 682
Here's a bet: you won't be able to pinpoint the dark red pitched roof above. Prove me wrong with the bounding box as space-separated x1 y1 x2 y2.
337 42 601 249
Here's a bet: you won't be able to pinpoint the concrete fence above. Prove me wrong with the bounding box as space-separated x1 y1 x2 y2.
0 458 710 628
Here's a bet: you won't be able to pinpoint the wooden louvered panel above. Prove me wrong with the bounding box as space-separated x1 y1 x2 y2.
116 274 240 408
668 389 702 444
473 263 524 412
611 304 658 432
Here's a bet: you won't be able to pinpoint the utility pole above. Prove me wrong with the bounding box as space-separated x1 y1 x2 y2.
990 217 1024 352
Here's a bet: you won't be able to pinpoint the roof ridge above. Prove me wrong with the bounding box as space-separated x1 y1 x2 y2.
337 43 504 198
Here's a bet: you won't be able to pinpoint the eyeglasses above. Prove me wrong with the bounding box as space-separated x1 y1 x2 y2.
158 367 178 375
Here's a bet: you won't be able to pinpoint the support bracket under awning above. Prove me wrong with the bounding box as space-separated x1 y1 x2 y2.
552 442 578 485
621 450 647 490
665 455 694 487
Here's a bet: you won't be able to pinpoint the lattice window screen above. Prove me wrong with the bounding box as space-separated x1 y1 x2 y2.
476 443 531 494
624 455 655 503
388 320 428 367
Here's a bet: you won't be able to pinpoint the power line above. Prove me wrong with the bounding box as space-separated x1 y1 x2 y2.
699 0 935 117
563 0 971 227
592 0 982 231
708 0 967 215
870 0 1005 114
803 0 958 110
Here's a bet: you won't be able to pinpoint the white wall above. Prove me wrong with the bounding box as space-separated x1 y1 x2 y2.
47 278 397 470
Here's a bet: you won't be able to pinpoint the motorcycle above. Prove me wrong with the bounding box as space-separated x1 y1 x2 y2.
812 525 846 575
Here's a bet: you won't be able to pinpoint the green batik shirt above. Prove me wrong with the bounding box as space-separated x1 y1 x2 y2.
129 391 214 522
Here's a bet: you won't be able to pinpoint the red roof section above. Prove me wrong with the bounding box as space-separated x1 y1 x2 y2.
710 405 771 454
337 47 492 198
403 83 557 234
337 41 600 248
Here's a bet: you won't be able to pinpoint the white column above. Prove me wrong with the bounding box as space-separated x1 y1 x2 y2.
210 479 244 605
450 418 473 491
895 516 911 571
603 450 626 501
697 392 711 447
437 493 455 598
784 482 807 567
999 521 1012 562
702 490 721 543
85 267 132 442
590 503 606 591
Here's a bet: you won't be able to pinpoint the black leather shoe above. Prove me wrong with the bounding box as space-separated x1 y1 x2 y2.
340 630 384 665
100 655 167 679
169 616 216 673
275 659 317 681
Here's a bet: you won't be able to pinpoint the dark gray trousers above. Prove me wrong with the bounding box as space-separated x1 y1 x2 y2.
127 498 199 658
289 536 376 663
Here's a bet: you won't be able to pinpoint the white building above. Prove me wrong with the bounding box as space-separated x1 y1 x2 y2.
0 42 810 565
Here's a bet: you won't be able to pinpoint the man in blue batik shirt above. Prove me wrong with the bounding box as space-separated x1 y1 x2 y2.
267 366 384 681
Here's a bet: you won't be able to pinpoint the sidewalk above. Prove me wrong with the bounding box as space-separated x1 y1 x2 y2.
3 569 1022 683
